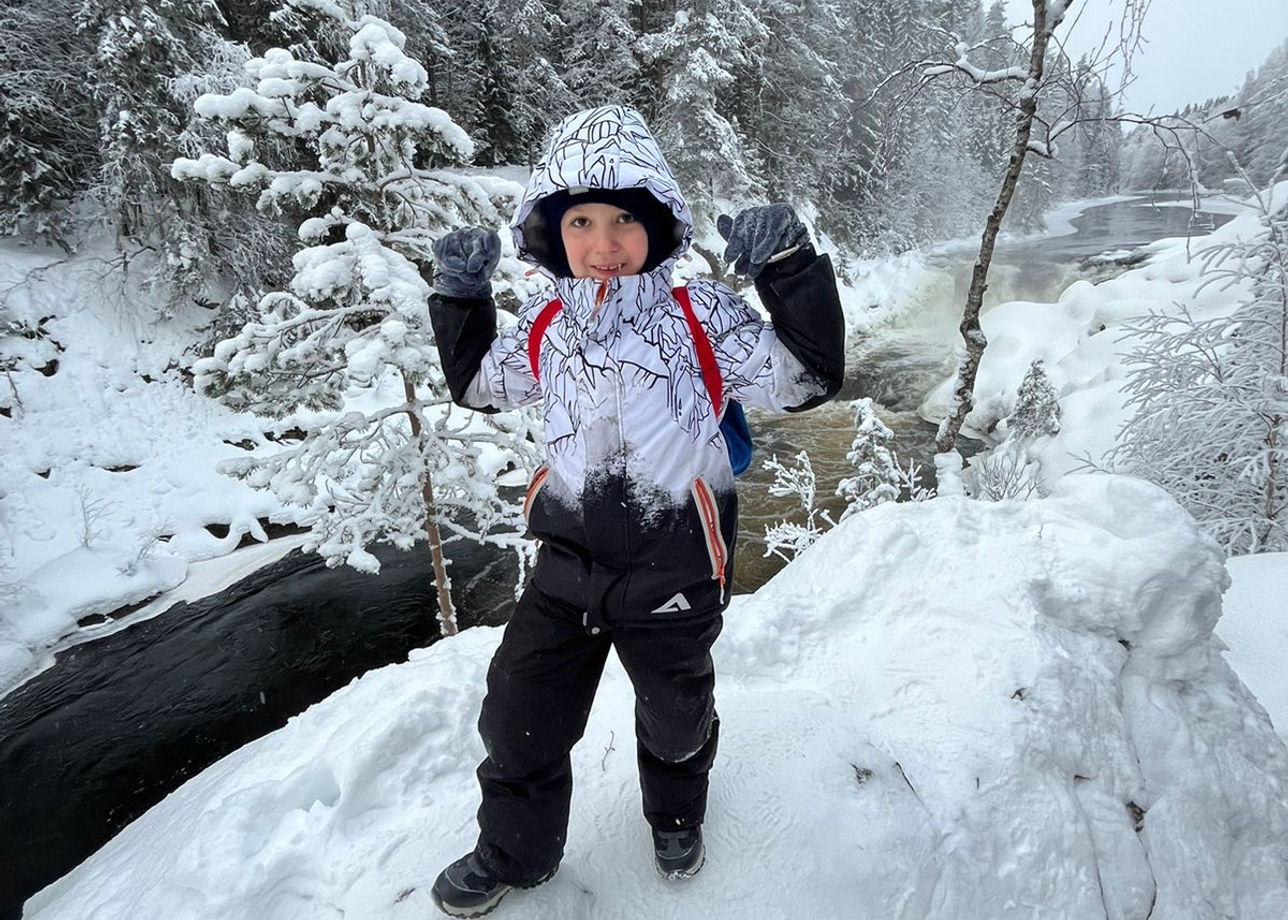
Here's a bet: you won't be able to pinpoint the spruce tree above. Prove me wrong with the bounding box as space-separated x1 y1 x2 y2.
638 0 767 232
836 398 929 518
468 0 571 166
0 0 100 247
559 0 642 110
1008 359 1062 440
77 0 237 296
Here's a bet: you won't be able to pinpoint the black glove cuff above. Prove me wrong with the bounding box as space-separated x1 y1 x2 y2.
428 292 500 412
433 275 493 301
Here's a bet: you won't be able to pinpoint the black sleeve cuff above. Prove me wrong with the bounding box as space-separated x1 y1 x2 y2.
755 249 846 412
428 293 500 412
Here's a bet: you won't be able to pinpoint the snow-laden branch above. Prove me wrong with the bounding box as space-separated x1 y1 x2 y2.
922 41 1029 85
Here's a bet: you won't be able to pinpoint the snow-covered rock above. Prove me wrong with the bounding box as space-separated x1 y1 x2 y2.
25 474 1288 920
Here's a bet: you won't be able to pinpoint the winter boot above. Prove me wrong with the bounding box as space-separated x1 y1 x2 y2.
430 852 555 918
652 826 705 880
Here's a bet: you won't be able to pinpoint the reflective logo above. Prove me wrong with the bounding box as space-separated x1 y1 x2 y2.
652 592 692 614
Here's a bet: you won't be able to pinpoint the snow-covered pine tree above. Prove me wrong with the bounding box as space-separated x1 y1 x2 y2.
834 0 922 249
174 8 539 635
76 0 240 299
836 398 930 519
749 0 846 207
1233 39 1288 186
1111 191 1288 555
382 1 457 110
1008 358 1061 439
763 400 930 560
468 0 571 166
638 0 766 233
0 0 100 247
761 451 833 562
558 0 642 110
961 359 1059 502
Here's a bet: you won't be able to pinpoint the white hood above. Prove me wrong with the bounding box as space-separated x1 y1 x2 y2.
511 105 693 279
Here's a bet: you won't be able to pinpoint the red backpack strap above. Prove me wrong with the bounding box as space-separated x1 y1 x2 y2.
527 298 563 381
673 285 723 416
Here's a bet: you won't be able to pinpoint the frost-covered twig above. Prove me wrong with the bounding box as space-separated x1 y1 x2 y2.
1108 188 1288 554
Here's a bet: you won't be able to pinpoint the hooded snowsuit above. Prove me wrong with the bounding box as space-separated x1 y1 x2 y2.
429 105 844 884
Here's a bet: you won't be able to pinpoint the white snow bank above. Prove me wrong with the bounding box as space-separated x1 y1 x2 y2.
26 475 1288 920
0 228 531 694
918 192 1272 481
1218 552 1288 741
0 239 289 689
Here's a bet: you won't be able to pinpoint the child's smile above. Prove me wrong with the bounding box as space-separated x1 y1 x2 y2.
559 202 650 280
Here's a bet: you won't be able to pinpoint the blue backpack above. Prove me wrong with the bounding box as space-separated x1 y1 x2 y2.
528 285 753 476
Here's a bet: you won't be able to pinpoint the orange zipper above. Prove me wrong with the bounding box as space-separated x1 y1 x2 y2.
691 477 728 601
523 465 550 523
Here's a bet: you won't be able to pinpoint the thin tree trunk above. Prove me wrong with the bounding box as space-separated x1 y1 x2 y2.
935 0 1061 455
1262 219 1288 548
402 373 457 637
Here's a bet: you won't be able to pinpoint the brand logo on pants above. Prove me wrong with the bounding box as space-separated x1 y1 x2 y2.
652 592 692 614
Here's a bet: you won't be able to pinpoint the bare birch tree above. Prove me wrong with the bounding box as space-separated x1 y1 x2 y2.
866 1 1163 457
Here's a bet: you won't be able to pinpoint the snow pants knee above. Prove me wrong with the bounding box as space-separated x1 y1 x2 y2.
473 582 723 884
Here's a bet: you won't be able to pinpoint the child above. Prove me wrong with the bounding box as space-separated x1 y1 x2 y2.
426 104 843 917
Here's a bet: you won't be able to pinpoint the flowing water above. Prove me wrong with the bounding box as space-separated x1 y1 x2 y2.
0 195 1232 919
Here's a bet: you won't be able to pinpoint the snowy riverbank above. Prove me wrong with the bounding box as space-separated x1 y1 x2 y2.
7 191 1288 916
0 212 903 694
24 474 1288 920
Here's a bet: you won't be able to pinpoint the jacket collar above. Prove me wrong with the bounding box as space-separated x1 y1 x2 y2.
551 260 676 330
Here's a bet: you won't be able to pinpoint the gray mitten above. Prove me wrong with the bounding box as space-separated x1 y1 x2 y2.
716 204 811 279
432 228 501 299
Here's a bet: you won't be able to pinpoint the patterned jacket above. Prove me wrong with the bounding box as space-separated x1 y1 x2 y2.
430 105 843 625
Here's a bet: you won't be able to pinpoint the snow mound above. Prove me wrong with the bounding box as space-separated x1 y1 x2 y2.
25 475 1288 920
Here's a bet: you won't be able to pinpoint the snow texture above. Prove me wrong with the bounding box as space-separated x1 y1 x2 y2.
7 192 1288 920
23 475 1288 920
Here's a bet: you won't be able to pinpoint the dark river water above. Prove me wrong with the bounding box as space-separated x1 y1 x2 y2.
0 195 1233 919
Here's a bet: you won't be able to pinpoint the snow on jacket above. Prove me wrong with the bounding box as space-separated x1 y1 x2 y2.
430 105 843 624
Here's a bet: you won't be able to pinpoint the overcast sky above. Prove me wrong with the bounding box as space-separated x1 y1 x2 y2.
1005 0 1288 113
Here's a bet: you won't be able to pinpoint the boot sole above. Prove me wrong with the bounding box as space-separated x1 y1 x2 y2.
431 867 556 918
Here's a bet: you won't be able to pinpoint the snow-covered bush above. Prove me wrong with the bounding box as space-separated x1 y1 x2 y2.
966 359 1061 501
965 444 1041 502
836 397 931 518
175 8 538 634
1111 190 1288 555
764 399 930 560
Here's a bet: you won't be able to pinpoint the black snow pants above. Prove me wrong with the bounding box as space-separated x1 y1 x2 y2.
473 580 723 885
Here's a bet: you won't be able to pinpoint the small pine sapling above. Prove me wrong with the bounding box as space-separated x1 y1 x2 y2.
1008 358 1062 440
762 400 930 562
761 451 834 562
836 397 930 519
967 358 1060 501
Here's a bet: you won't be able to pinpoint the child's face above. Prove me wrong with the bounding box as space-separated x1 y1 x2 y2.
559 203 649 280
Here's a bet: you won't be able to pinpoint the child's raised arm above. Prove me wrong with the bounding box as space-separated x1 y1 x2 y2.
716 204 845 412
427 228 545 414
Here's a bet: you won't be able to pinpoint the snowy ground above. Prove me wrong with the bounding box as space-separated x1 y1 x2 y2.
1219 553 1288 739
24 475 1288 920
6 191 1288 916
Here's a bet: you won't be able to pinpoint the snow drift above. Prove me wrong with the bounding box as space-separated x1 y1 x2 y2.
25 474 1288 920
